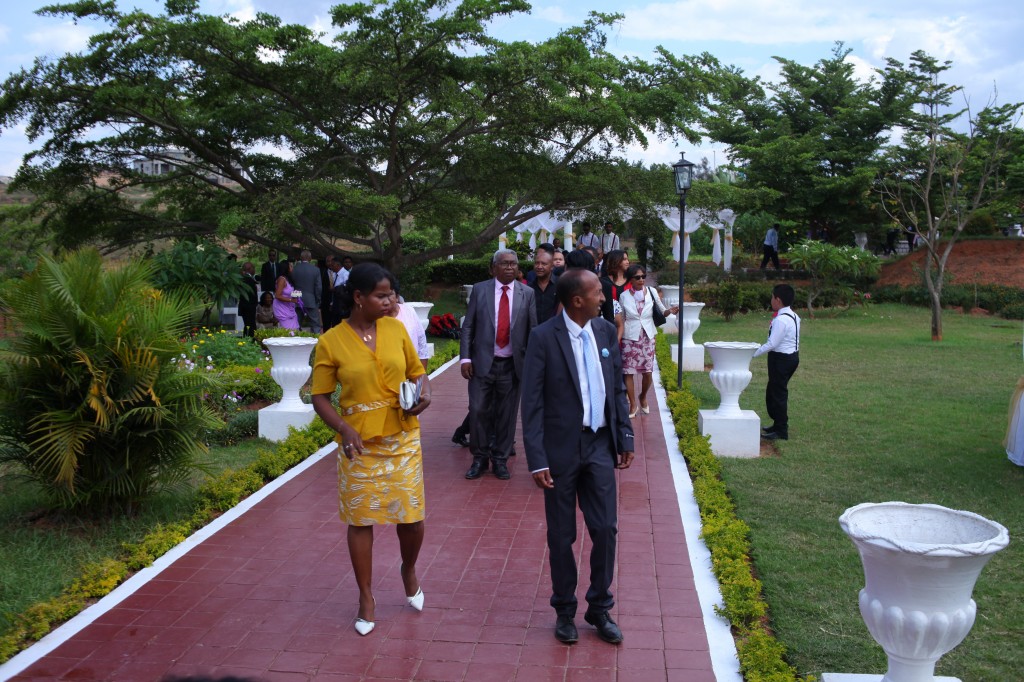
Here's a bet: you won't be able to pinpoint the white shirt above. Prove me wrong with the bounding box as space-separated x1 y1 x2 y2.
601 232 620 253
336 267 350 287
563 311 607 430
754 306 800 357
577 231 600 249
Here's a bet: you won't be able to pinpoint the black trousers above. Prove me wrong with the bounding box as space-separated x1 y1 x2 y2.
545 427 618 618
468 357 519 464
766 351 799 434
760 244 780 270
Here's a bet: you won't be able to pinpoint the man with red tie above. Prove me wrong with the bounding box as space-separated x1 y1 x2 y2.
460 249 538 480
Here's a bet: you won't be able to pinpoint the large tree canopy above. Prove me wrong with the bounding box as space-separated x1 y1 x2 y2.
0 0 720 266
706 43 917 241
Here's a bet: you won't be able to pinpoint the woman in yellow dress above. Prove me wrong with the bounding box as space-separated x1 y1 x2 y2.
311 263 431 636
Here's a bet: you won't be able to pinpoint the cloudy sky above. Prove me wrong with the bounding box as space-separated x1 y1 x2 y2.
1 0 1021 176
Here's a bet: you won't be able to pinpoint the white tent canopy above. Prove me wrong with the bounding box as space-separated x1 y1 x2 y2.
658 207 738 271
504 208 575 251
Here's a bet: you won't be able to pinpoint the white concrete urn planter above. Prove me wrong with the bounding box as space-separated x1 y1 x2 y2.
463 284 474 305
680 302 705 347
704 341 760 416
259 336 319 441
405 302 434 330
837 502 1009 682
855 232 869 251
659 284 680 308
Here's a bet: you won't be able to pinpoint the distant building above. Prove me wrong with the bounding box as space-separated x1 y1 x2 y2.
132 149 241 185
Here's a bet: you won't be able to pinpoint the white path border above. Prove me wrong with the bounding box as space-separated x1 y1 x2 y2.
652 361 743 681
0 358 460 681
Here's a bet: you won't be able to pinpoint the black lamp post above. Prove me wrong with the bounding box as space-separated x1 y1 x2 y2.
672 152 694 387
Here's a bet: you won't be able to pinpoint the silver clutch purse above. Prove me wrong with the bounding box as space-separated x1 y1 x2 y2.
399 378 422 411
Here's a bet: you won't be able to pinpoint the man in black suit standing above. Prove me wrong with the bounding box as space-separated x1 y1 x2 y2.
460 249 537 480
259 248 284 293
291 249 323 333
521 268 634 645
238 261 259 337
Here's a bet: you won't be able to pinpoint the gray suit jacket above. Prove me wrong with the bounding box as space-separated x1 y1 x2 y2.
460 279 536 379
290 261 323 307
521 314 634 474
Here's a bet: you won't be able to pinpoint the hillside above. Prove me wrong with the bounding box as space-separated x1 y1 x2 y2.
876 239 1024 289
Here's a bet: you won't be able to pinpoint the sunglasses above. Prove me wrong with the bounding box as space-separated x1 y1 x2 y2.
632 274 646 280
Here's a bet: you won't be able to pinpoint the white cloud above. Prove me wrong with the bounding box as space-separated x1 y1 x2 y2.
27 22 93 54
206 0 257 23
535 6 576 25
0 24 10 45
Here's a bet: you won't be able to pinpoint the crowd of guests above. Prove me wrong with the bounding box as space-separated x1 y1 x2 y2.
234 222 681 646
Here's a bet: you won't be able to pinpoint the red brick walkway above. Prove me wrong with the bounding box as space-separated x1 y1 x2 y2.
3 362 722 681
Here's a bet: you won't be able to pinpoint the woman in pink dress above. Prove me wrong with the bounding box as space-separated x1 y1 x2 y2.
272 260 300 330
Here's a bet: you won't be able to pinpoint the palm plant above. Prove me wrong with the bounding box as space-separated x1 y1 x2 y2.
0 249 223 514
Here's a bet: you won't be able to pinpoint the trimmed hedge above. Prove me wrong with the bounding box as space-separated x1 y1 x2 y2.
870 282 1024 315
654 334 815 682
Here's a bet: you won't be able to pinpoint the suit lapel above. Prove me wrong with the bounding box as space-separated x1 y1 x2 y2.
554 317 584 406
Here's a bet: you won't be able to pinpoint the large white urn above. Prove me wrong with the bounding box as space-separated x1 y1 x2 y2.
405 302 434 330
265 337 318 408
855 232 869 251
463 284 474 305
659 284 680 308
259 336 319 441
680 302 705 347
704 341 760 416
839 502 1009 682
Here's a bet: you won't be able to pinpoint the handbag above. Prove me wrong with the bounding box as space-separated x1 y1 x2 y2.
399 377 422 411
649 287 667 326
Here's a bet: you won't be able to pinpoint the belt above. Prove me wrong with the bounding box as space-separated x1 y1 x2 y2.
581 425 609 433
492 355 514 362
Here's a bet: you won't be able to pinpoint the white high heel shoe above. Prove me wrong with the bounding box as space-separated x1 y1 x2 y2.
354 598 375 636
406 587 424 612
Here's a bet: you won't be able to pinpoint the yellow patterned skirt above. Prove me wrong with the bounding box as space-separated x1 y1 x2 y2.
338 428 424 526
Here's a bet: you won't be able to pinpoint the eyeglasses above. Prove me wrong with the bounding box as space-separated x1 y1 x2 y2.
632 275 646 280
496 261 518 269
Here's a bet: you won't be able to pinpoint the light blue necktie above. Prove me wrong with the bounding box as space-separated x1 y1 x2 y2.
580 329 604 431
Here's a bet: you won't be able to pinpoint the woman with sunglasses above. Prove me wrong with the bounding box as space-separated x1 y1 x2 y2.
619 264 678 417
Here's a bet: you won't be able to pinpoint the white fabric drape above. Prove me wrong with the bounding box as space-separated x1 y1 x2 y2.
711 228 721 265
660 207 702 262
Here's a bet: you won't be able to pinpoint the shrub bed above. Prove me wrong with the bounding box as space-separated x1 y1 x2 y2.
654 334 813 681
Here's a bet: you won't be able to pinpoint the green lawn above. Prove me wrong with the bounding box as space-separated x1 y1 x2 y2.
685 303 1023 680
0 439 269 625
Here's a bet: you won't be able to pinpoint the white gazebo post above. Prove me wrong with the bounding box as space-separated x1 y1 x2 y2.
720 209 736 273
563 222 574 251
825 502 1009 682
259 336 319 442
698 341 761 457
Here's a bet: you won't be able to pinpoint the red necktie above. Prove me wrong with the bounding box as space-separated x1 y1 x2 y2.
496 285 510 348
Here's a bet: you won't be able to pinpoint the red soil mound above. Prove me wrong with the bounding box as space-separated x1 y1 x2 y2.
876 239 1024 289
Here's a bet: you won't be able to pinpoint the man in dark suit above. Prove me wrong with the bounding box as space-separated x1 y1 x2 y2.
291 249 323 333
521 268 634 645
238 261 259 337
259 248 284 293
460 249 537 480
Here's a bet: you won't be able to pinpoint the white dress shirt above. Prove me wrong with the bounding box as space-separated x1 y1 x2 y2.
563 311 607 430
754 306 800 357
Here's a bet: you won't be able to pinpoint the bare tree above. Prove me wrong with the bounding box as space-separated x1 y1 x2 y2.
878 51 1021 340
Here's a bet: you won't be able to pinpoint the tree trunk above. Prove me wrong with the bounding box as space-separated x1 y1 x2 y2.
922 250 944 341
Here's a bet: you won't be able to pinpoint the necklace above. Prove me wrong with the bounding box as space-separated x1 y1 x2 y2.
350 321 375 342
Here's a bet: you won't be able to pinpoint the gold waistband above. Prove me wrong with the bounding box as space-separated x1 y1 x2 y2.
342 399 393 416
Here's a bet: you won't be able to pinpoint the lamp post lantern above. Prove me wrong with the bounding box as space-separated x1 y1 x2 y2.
672 152 695 387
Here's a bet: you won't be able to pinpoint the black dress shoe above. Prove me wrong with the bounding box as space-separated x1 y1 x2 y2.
762 430 788 441
492 461 510 480
554 615 578 644
584 611 623 644
761 425 776 434
465 459 488 479
451 432 470 447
